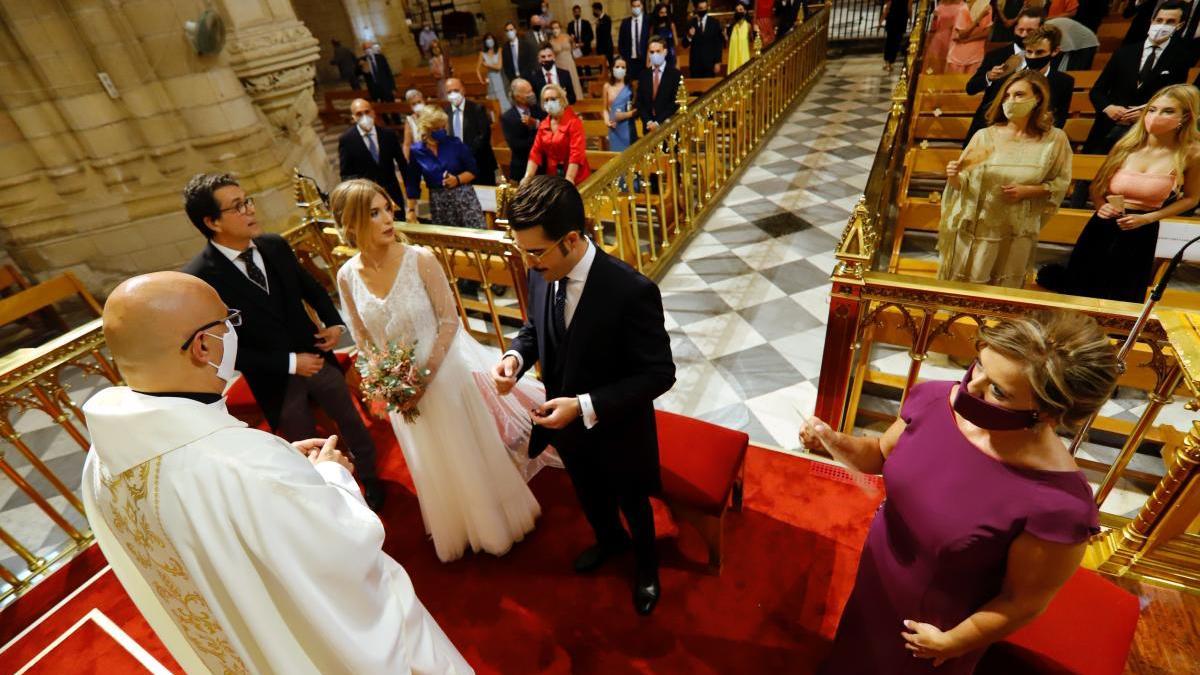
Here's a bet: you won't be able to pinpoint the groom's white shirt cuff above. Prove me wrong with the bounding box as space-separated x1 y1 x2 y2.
502 350 598 429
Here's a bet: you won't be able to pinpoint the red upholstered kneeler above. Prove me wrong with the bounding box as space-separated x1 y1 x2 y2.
224 351 358 431
655 410 749 574
976 569 1139 675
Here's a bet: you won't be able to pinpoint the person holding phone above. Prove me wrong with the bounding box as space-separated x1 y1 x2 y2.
1039 84 1200 301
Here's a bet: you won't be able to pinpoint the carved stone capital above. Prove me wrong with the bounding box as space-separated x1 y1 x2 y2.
225 20 320 136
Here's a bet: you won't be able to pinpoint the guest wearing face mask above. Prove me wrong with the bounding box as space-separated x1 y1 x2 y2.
638 37 681 134
726 1 759 74
569 4 595 55
429 40 452 99
501 79 548 181
402 89 428 161
964 26 1074 145
532 45 578 104
945 0 994 74
807 310 1117 675
476 33 511 113
523 83 590 185
652 3 678 68
339 98 409 213
604 57 639 151
594 3 615 63
405 107 487 229
1040 84 1200 301
964 8 1042 94
684 0 725 77
938 71 1072 288
502 21 539 81
443 78 498 186
620 0 652 83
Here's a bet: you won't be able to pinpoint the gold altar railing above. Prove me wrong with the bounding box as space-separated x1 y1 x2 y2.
818 0 1200 590
576 5 830 280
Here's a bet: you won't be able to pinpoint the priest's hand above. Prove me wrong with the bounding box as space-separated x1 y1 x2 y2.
306 435 354 473
532 397 580 429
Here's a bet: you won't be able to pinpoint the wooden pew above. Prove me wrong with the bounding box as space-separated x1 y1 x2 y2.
492 146 618 181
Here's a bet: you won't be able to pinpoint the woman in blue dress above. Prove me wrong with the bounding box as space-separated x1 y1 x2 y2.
604 57 638 152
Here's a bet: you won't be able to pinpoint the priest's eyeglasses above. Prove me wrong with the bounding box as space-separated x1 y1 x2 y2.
181 309 242 350
220 197 256 215
515 233 570 266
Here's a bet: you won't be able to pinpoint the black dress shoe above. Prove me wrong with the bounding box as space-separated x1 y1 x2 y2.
573 539 631 573
633 569 660 616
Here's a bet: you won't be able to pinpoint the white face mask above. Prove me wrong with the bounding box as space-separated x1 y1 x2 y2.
371 44 382 55
411 103 425 113
356 113 375 132
507 29 518 40
447 91 465 106
485 38 495 48
205 324 238 384
544 99 563 115
1002 98 1036 120
613 67 627 79
632 6 643 16
649 52 666 67
1148 23 1176 43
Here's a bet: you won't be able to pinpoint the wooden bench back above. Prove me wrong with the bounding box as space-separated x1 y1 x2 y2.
0 272 101 327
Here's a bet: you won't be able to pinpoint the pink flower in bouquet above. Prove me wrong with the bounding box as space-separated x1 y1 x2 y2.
355 341 431 423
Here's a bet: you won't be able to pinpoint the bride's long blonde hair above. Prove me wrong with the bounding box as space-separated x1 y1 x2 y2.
1091 84 1200 205
328 179 408 249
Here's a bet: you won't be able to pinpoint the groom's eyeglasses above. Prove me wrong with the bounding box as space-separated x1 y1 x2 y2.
181 309 242 350
515 234 570 266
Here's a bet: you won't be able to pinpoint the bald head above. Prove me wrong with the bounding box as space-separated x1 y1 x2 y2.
444 78 464 96
350 98 374 125
104 272 229 392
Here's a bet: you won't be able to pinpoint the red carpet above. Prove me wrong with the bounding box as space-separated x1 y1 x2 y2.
0 413 883 674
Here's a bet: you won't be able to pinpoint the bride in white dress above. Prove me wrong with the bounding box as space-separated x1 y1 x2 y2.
330 179 552 562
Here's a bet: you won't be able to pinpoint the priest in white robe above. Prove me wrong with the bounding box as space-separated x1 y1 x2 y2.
80 271 472 675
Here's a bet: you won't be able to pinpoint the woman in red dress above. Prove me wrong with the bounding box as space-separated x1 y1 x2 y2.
521 82 591 186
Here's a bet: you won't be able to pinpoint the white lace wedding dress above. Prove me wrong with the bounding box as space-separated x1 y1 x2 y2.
337 245 554 562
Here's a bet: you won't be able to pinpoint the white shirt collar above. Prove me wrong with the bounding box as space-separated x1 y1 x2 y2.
564 237 596 285
356 124 376 138
1012 44 1024 55
1143 36 1166 52
211 240 254 262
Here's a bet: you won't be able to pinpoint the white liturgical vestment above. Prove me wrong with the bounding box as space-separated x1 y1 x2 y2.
80 387 472 675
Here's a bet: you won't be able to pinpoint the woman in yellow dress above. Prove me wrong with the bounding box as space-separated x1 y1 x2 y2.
726 2 758 74
937 70 1072 288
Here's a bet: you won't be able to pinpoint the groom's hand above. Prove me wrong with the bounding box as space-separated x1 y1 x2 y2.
492 355 519 395
532 397 580 429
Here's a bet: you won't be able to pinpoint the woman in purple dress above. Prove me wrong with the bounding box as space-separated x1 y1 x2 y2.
802 310 1118 674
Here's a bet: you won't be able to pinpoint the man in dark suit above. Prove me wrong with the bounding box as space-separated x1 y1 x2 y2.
359 42 396 103
443 78 499 186
683 0 725 77
774 0 802 38
638 37 681 134
966 8 1045 98
338 99 408 211
1085 2 1194 154
619 0 652 83
594 2 615 62
964 26 1075 145
501 78 548 181
568 5 595 54
502 21 539 81
532 45 578 103
495 176 675 615
180 173 383 511
329 39 360 89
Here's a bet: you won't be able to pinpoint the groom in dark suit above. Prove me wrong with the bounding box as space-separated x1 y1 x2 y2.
180 173 384 511
493 176 675 615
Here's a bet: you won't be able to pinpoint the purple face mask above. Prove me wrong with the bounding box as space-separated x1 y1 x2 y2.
952 362 1041 431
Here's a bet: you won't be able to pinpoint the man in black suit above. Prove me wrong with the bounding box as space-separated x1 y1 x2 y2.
495 176 675 615
683 0 725 77
594 2 615 62
1085 2 1194 154
532 45 578 103
966 8 1045 98
338 99 408 212
619 0 652 83
774 0 802 38
964 26 1075 145
569 5 595 55
359 42 396 103
444 78 499 186
502 21 538 81
180 173 383 511
501 78 548 181
329 39 360 89
638 37 681 134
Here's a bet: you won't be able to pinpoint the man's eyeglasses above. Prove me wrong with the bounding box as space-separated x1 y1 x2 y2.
219 197 256 216
515 234 570 266
181 309 242 350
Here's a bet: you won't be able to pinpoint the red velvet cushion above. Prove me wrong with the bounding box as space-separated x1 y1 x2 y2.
224 375 260 420
656 410 749 514
977 569 1139 675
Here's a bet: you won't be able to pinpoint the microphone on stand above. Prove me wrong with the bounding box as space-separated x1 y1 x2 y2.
1068 231 1200 456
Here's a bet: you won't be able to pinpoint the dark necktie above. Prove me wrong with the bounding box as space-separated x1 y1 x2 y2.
1139 45 1158 84
552 278 568 342
238 248 268 293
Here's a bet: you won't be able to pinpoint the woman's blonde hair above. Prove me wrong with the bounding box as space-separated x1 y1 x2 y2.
1091 84 1200 205
540 82 569 107
986 69 1054 136
977 310 1119 430
328 179 405 249
415 106 450 140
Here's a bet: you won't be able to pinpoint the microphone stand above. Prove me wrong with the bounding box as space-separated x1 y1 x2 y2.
1069 232 1200 457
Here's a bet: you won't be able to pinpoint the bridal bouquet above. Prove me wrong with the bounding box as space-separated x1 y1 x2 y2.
355 341 430 423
